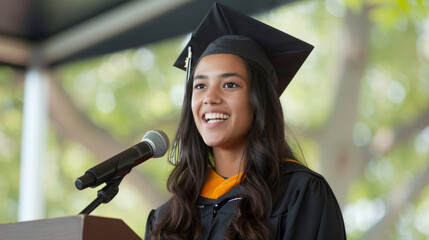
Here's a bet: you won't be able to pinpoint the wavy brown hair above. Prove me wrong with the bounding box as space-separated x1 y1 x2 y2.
150 56 300 239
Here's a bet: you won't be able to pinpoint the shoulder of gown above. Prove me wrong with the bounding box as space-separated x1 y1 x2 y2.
269 161 347 239
144 199 171 240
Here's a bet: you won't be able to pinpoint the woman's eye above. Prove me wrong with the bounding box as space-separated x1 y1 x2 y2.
194 84 206 89
225 82 238 88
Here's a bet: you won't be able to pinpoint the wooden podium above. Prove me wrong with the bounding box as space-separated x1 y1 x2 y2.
0 215 142 240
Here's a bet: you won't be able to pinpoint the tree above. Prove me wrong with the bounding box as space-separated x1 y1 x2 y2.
301 1 429 239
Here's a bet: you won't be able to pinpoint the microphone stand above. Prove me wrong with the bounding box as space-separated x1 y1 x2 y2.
79 175 125 215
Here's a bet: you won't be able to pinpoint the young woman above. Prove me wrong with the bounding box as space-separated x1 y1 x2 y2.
145 3 346 240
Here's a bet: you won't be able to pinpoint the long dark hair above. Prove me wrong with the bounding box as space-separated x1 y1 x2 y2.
150 56 300 239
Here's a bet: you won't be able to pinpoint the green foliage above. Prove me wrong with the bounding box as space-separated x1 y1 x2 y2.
58 40 184 141
341 0 429 30
0 66 22 223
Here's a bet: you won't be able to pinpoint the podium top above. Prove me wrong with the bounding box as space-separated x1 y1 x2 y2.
0 215 142 240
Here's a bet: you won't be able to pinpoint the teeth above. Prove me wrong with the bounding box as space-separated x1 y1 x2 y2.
205 113 230 122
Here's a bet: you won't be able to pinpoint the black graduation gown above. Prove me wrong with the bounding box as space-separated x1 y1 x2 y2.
144 161 347 239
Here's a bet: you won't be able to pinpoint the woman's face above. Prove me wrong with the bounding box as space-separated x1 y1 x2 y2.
191 54 253 150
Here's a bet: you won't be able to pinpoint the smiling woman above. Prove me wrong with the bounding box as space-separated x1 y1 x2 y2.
144 3 346 240
192 54 253 177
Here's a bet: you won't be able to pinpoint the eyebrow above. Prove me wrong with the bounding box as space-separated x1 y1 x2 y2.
193 72 246 81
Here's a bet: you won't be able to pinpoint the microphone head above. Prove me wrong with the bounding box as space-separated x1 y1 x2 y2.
141 130 170 158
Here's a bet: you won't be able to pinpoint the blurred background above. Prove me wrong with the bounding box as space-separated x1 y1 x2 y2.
0 0 428 239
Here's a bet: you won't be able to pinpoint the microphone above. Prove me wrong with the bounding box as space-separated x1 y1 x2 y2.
75 130 169 190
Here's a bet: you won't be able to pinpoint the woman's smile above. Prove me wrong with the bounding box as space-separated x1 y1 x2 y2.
204 112 230 124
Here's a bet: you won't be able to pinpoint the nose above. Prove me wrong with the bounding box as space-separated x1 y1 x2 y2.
203 86 221 105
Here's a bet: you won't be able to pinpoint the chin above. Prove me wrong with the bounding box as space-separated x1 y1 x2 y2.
202 137 223 148
203 140 219 147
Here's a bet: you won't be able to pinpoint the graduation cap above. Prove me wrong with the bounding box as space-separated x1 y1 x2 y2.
174 2 314 96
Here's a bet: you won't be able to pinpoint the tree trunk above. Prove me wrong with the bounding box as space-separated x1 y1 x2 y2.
316 6 371 206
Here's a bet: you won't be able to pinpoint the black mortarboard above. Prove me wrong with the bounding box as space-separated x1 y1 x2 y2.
174 2 314 96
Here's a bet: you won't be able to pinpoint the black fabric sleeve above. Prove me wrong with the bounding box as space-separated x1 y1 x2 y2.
275 171 346 239
144 209 155 240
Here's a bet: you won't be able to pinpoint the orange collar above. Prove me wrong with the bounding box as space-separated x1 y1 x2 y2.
285 158 301 165
200 159 300 199
200 168 243 199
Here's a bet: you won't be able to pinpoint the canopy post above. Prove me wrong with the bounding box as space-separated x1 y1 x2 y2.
18 55 49 221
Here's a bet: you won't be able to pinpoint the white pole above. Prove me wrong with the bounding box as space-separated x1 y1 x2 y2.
18 66 49 221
